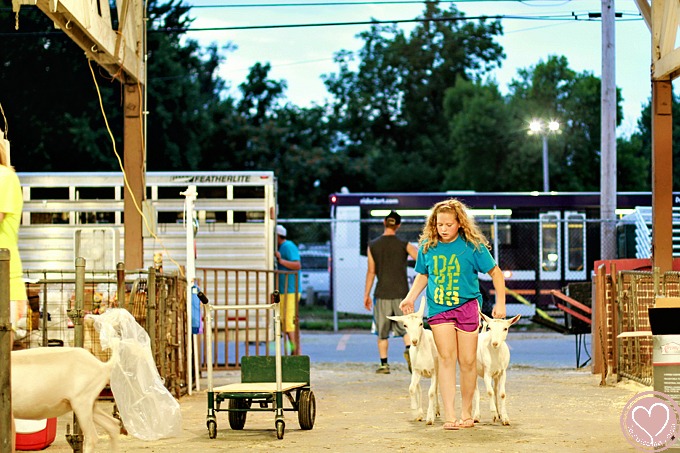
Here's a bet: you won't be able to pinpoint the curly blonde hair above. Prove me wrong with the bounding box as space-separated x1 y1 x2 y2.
418 198 490 253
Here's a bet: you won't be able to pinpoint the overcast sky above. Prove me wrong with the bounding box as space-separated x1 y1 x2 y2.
185 0 654 138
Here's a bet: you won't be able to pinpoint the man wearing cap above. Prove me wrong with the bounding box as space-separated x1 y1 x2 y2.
364 211 418 374
276 224 301 354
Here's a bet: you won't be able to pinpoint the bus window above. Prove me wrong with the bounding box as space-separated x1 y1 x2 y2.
540 212 560 275
477 217 511 245
360 211 423 257
565 211 586 280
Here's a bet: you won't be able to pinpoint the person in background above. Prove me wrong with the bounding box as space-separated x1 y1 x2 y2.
0 139 27 340
276 224 301 354
1 136 27 453
364 210 418 374
400 198 506 430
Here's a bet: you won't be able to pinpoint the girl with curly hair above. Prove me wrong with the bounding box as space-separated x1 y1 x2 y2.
400 198 506 430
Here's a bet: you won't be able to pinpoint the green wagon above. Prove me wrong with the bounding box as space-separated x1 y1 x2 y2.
203 294 316 439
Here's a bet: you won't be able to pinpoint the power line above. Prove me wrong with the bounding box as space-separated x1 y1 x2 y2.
153 12 642 32
188 0 573 8
0 9 643 36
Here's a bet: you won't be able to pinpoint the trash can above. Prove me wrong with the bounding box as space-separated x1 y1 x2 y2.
649 299 680 452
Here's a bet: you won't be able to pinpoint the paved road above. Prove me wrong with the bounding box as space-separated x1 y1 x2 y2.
298 330 588 369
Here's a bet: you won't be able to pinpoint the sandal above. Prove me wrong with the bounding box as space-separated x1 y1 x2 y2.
459 418 475 428
443 420 460 430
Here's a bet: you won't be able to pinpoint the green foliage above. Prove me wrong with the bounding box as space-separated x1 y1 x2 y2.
146 1 230 170
0 0 658 218
621 90 680 190
0 1 119 171
322 4 504 192
503 56 627 191
443 79 515 190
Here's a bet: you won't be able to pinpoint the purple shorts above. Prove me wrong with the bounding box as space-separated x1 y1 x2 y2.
428 299 480 333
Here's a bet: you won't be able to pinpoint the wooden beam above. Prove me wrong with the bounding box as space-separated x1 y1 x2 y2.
550 290 593 315
592 264 606 376
12 0 143 82
489 289 553 296
633 0 651 31
123 83 145 270
652 47 680 80
555 303 592 325
659 0 678 56
651 80 674 273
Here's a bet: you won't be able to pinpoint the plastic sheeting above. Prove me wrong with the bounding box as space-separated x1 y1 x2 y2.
94 308 182 440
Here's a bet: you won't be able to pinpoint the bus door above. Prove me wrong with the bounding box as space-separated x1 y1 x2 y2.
539 212 561 281
563 211 586 281
539 211 587 282
330 206 362 314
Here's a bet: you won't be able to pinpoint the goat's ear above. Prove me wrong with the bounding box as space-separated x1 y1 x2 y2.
386 315 401 322
480 312 492 325
417 297 427 316
509 314 521 325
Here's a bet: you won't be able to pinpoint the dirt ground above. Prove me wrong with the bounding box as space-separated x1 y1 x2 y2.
22 361 647 453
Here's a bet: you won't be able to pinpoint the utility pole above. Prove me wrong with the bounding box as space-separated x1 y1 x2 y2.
600 0 617 260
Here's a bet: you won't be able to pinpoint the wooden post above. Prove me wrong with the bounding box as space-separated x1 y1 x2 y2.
124 82 145 271
65 257 86 451
0 249 12 453
610 262 619 379
116 262 126 310
592 264 606 376
651 80 673 272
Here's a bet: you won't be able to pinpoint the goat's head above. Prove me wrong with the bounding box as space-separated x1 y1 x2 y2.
387 297 427 346
480 312 521 348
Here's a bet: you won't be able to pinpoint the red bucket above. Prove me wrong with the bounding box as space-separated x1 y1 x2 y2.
15 418 57 451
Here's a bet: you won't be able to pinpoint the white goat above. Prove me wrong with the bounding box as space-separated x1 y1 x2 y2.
11 345 121 453
473 312 521 426
387 297 440 425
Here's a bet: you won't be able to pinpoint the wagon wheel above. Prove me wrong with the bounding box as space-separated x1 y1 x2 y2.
298 389 316 430
228 399 250 430
207 419 217 439
276 419 285 439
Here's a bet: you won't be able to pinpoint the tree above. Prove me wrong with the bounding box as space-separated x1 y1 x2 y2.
144 1 230 170
442 79 516 191
619 91 680 191
0 0 230 172
0 1 119 171
322 3 504 192
506 55 623 191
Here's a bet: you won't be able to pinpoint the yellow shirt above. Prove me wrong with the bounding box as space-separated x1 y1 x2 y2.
0 165 27 301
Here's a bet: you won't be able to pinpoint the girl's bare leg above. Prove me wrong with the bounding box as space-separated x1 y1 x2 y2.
432 324 459 423
456 329 479 422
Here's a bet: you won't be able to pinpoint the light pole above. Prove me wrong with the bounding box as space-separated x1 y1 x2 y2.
529 119 560 192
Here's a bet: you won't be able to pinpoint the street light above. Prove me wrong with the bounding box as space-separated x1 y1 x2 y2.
528 119 560 192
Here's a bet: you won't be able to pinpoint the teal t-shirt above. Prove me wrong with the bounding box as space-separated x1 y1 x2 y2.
414 237 496 317
277 240 300 294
